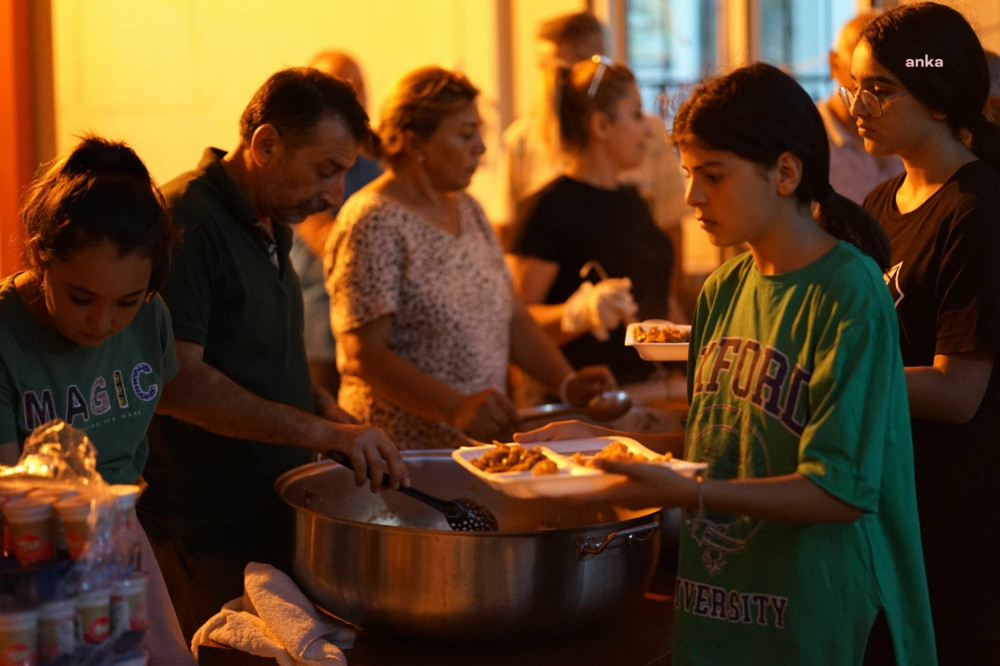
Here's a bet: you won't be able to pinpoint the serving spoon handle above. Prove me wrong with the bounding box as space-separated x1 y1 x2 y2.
324 449 499 531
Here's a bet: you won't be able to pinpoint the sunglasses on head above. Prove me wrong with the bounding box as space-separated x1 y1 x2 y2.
586 55 616 98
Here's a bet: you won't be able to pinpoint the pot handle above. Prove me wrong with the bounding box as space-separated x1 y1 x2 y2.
577 522 659 556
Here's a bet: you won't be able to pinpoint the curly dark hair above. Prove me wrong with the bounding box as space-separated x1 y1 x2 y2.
239 67 378 154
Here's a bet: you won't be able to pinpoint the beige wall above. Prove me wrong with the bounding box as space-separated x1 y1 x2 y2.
41 0 1000 202
953 0 1000 51
50 0 587 209
509 0 585 117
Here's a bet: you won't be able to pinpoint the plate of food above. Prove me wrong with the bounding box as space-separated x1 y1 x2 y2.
625 320 692 362
452 437 706 499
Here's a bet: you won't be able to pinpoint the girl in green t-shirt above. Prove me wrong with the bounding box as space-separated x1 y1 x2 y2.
0 136 179 472
518 64 936 665
0 136 193 662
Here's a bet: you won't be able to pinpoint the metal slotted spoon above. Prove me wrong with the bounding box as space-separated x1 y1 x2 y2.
325 450 499 532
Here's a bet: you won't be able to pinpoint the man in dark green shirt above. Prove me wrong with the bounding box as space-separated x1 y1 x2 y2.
139 68 408 639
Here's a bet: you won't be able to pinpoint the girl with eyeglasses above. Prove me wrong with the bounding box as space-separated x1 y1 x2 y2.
506 56 677 394
850 4 1000 662
518 62 936 664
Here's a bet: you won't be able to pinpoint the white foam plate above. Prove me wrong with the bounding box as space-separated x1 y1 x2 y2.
452 436 706 499
625 321 691 362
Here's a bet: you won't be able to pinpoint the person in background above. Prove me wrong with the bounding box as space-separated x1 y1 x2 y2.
852 4 1000 661
518 62 936 665
507 57 674 390
493 11 687 253
325 66 614 450
138 68 408 640
291 51 382 396
816 11 903 205
0 136 193 663
983 49 1000 124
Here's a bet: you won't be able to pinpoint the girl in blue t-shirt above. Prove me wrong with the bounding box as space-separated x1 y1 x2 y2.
0 136 193 662
517 63 936 664
0 136 179 470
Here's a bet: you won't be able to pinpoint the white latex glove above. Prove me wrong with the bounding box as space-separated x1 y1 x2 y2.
561 278 638 341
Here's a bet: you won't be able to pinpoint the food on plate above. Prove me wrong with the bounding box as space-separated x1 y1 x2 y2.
470 442 559 475
633 323 690 343
570 441 673 468
531 459 559 476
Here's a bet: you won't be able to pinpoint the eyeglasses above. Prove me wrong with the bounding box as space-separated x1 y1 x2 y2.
586 55 616 98
839 86 909 118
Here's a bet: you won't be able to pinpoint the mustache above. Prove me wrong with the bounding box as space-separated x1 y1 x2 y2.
299 200 330 216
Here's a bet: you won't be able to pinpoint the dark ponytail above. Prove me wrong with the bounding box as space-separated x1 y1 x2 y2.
968 115 1000 169
818 193 891 271
21 135 180 295
672 62 890 268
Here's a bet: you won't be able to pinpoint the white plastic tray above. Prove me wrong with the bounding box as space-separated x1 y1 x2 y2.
625 321 691 362
452 436 706 499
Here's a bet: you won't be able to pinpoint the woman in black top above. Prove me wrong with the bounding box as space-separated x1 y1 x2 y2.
507 57 675 386
851 3 1000 662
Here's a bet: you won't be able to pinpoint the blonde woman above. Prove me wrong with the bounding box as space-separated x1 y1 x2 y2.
325 67 613 450
507 57 675 387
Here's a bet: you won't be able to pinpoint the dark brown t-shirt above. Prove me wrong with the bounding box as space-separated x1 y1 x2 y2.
865 159 1000 651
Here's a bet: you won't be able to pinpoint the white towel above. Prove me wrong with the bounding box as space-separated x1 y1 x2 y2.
190 562 355 666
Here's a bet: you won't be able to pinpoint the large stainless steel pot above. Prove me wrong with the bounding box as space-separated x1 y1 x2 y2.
275 450 660 642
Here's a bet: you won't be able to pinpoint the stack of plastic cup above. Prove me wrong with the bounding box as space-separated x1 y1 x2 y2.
0 608 39 666
109 485 142 576
111 573 148 634
38 597 77 663
77 587 112 645
0 482 34 559
3 499 55 567
52 498 92 561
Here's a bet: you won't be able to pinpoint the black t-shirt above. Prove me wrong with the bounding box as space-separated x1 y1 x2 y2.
508 176 674 384
865 160 1000 646
139 148 312 553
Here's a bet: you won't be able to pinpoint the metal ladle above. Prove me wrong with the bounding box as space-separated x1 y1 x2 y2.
325 450 499 532
517 389 633 423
